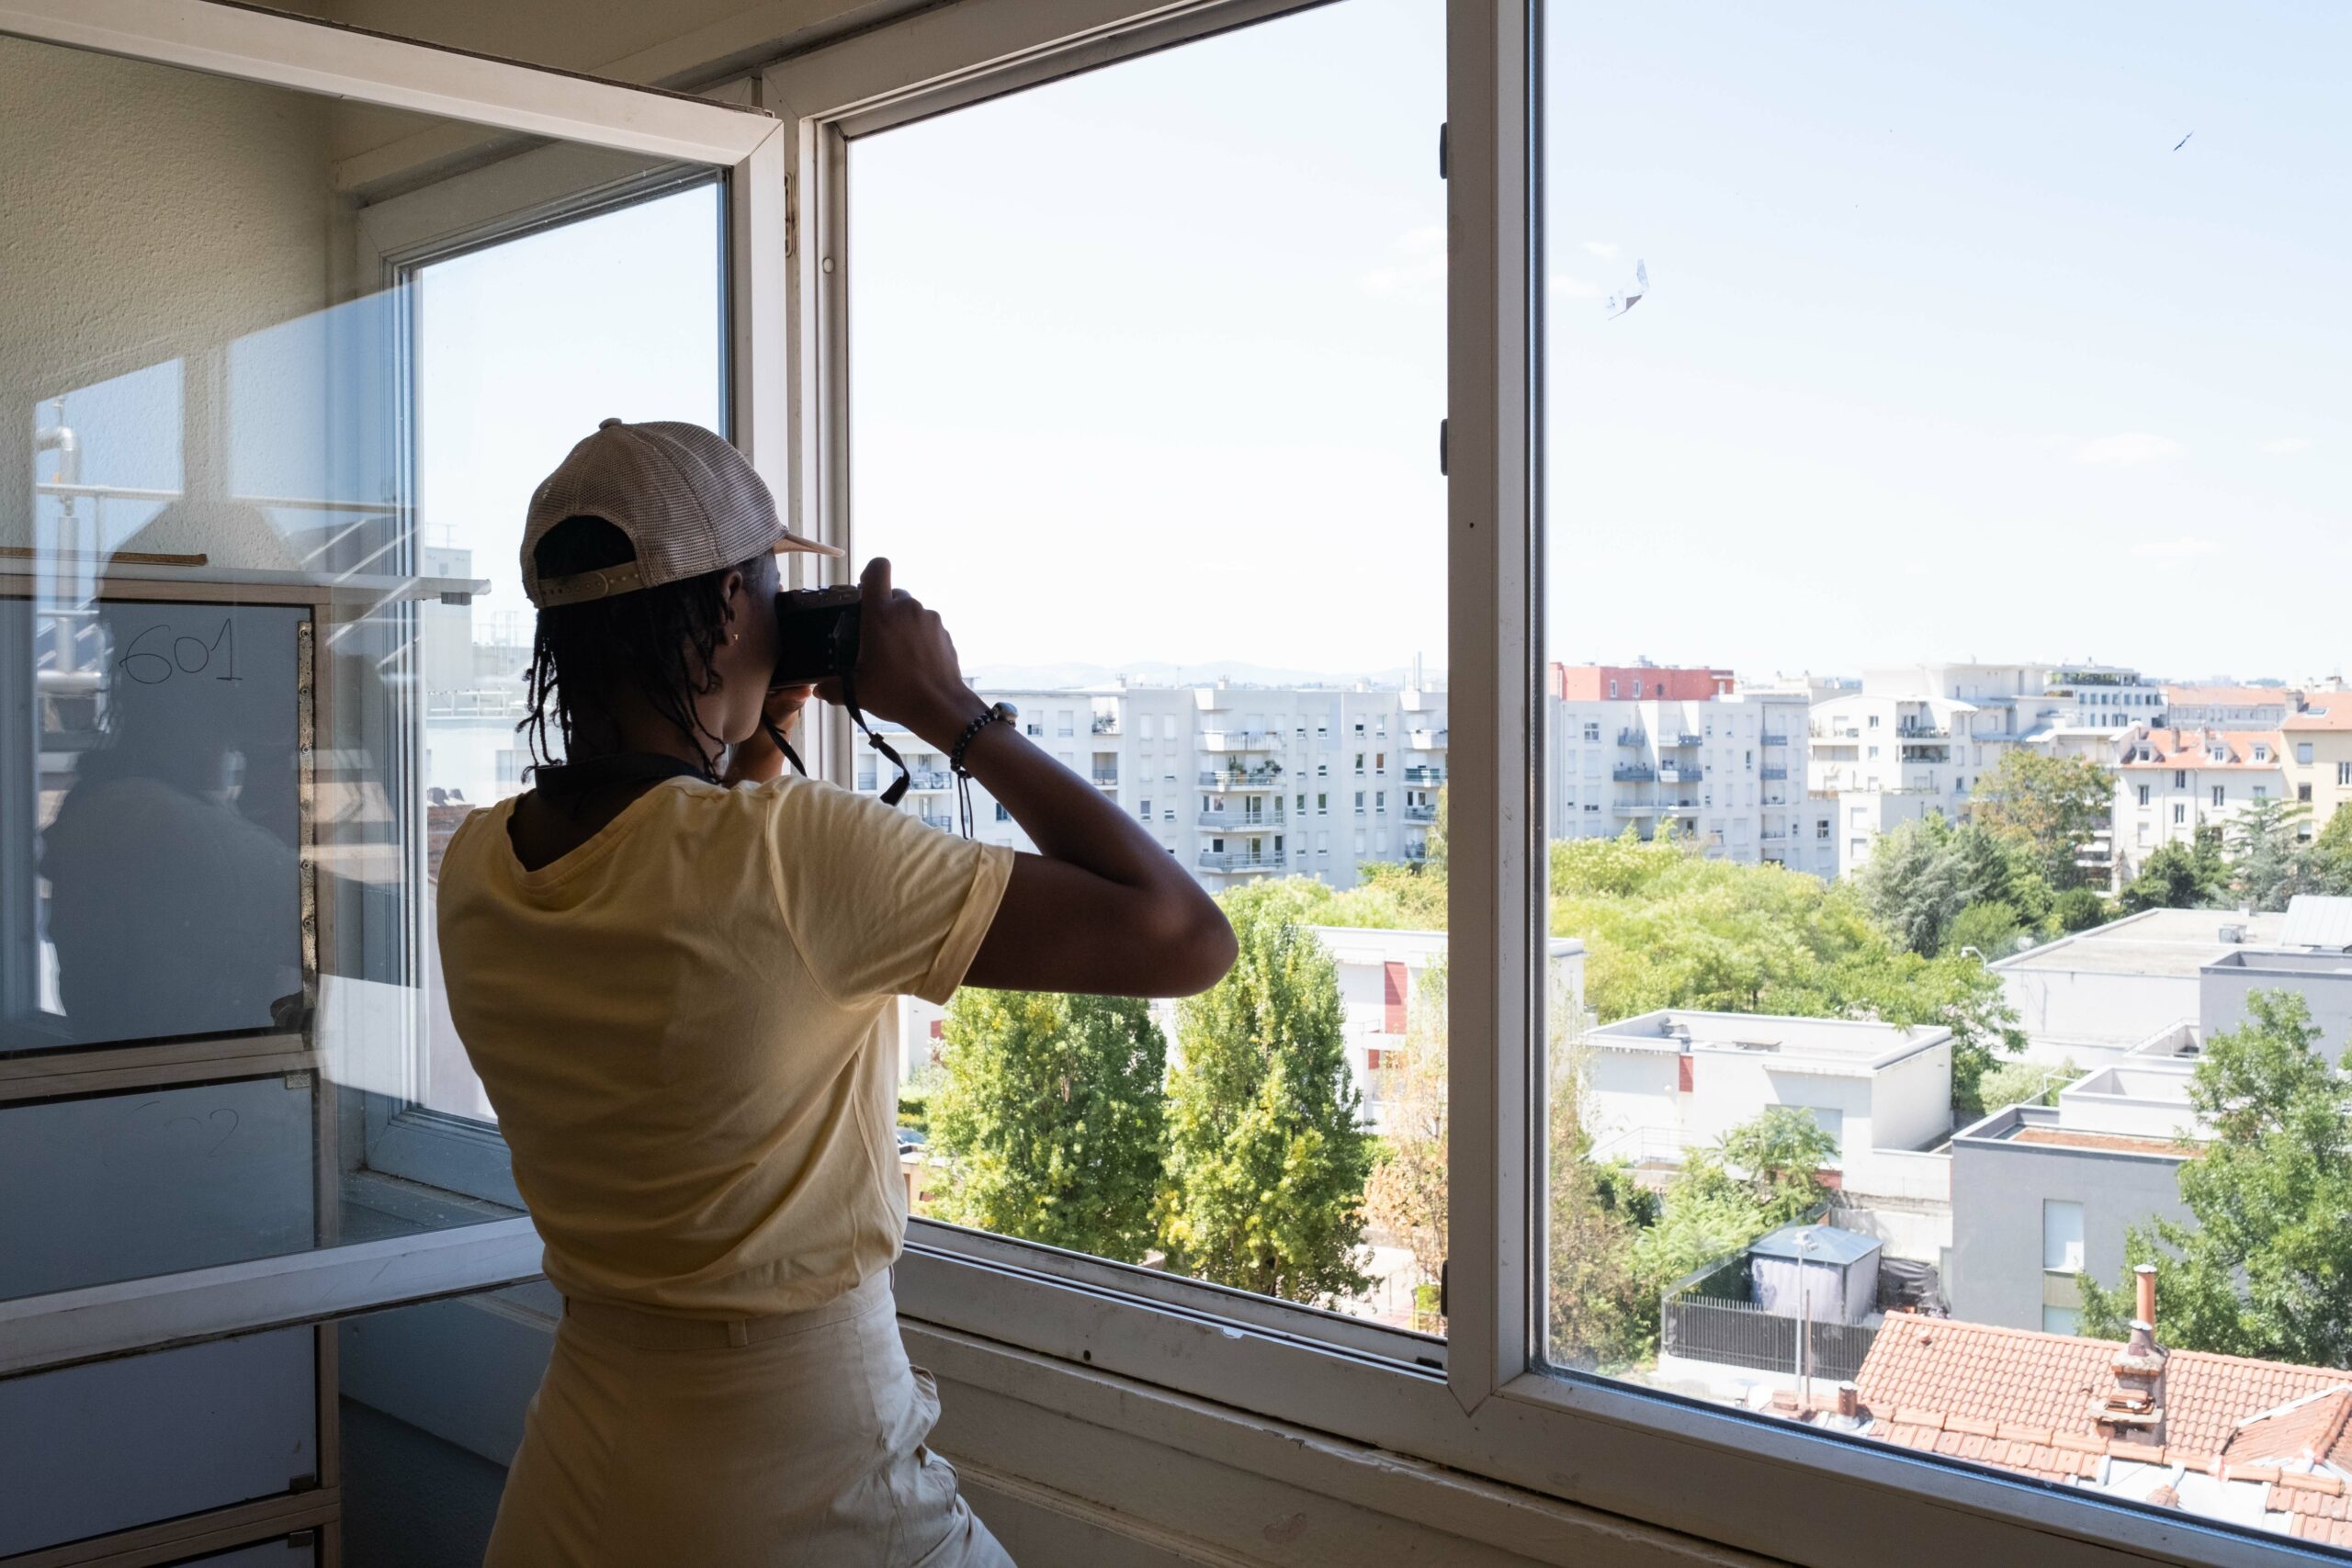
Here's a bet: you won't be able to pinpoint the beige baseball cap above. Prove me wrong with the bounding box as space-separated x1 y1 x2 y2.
520 418 841 609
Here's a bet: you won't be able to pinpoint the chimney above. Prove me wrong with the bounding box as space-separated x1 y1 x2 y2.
1837 1381 1860 1420
2097 1265 2168 1445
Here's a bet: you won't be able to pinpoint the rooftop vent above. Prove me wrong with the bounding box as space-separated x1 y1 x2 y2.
2219 923 2247 944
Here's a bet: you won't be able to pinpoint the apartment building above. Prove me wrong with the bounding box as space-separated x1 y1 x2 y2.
1806 662 2044 873
2163 683 2297 728
854 679 1448 893
2110 726 2286 876
2282 698 2352 834
1542 663 1831 875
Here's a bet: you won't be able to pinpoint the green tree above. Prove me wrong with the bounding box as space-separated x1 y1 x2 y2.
1975 1056 2080 1114
2080 991 2352 1363
2227 796 2314 913
1945 899 2026 962
2308 807 2352 896
2118 829 2227 913
928 989 1168 1261
1545 1020 1651 1370
1854 816 2052 956
2051 886 2112 934
1160 885 1374 1304
1362 963 1449 1321
1970 750 2115 891
1713 1106 1841 1225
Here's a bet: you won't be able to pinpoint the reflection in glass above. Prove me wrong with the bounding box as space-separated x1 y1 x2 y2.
0 28 716 1315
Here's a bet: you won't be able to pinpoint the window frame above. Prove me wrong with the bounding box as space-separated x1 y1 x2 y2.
771 5 2326 1565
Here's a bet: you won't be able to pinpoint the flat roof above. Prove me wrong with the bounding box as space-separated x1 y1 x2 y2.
1952 1104 2195 1159
1996 908 2290 979
1588 1009 1950 1072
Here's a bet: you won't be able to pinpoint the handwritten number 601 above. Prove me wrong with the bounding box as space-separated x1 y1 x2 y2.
118 619 241 685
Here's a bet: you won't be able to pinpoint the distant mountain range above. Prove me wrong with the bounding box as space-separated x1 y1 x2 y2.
967 660 1442 691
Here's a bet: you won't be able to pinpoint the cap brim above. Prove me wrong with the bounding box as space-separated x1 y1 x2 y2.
774 531 845 559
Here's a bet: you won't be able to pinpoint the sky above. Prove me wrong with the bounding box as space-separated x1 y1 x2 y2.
849 0 2352 685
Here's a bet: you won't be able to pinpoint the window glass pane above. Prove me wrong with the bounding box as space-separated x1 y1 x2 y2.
1541 0 2352 1551
851 0 1446 1328
0 30 714 1302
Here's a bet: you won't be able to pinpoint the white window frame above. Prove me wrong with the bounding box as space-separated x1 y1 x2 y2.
763 4 2283 1565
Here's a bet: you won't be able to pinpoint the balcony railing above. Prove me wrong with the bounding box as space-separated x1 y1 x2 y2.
1670 732 1704 749
918 812 956 831
1202 729 1279 751
1199 767 1283 790
1199 813 1283 832
1657 765 1702 784
1091 715 1119 735
1761 732 1791 747
1408 728 1448 750
1197 851 1287 874
1091 771 1119 787
1617 728 1648 747
905 770 954 793
1404 764 1446 784
1761 766 1789 781
1613 764 1657 783
1403 803 1438 823
1896 724 1950 739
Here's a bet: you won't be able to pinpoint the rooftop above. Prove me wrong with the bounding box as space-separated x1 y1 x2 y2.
1997 908 2290 980
1954 1103 2197 1159
2117 728 2285 770
1846 1315 2352 1547
2164 684 2298 707
2285 702 2352 733
1586 1009 1950 1074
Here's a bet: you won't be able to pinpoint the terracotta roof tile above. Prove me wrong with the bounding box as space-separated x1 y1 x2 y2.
2117 728 2287 771
2285 704 2352 733
2221 1385 2352 1472
2165 685 2296 707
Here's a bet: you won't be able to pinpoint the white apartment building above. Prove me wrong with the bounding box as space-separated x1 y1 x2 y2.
2163 684 2297 729
1545 693 1828 874
853 679 1448 894
2110 725 2286 878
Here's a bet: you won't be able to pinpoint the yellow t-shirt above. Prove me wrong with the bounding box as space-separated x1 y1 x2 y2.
435 773 1012 1317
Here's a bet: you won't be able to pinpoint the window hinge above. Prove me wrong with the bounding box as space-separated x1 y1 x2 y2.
1438 121 1448 179
1439 1258 1449 1317
784 175 796 259
1438 418 1448 477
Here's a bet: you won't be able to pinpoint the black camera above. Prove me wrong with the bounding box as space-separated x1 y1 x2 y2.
772 585 862 686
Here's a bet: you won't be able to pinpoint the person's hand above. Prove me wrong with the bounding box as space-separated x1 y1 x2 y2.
815 558 986 749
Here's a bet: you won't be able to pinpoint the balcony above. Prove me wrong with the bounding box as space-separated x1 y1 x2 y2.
1202 728 1279 752
1198 813 1283 832
905 770 955 793
1657 765 1702 784
1895 723 1950 739
1199 766 1283 792
1403 803 1437 823
1408 727 1448 750
918 811 956 831
1759 830 1790 842
1091 714 1119 735
1760 766 1788 781
1761 732 1790 747
1198 850 1286 874
1669 732 1704 749
1091 770 1119 788
1616 728 1648 747
1614 797 1699 816
1404 764 1446 784
1613 764 1657 783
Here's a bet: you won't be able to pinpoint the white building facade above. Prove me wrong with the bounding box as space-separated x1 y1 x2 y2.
853 679 1448 895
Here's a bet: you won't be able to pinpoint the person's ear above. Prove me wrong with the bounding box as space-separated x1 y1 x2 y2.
720 569 749 630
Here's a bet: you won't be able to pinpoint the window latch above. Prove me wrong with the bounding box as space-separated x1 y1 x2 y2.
1438 121 1448 179
1439 1258 1449 1318
1438 417 1448 477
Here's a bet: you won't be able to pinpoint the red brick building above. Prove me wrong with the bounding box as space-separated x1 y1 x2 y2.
1546 662 1734 703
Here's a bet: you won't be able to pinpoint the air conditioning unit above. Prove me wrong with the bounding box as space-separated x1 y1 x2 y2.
2219 923 2247 944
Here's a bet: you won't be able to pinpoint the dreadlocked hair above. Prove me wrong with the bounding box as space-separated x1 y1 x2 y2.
519 516 774 780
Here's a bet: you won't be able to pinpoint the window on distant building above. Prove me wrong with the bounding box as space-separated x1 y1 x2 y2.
1317 793 1329 815
1632 680 1643 697
1582 722 1600 741
2299 742 2315 764
2173 769 2187 788
1849 838 1867 858
2254 786 2268 800
1609 680 1618 697
1375 791 1386 813
1868 714 1880 728
1139 798 1151 818
1375 751 1386 773
2254 744 2270 762
2212 785 2226 807
2340 761 2352 787
2175 803 2187 825
1816 821 1829 840
1354 791 1367 813
996 803 1013 823
2137 784 2151 807
1355 753 1366 774
2300 784 2313 803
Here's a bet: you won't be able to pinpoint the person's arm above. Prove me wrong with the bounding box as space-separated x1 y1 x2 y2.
821 558 1236 998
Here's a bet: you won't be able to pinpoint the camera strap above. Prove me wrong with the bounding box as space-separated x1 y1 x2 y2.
759 669 912 807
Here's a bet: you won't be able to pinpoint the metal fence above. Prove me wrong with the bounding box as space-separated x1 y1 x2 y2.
1661 1294 1876 1382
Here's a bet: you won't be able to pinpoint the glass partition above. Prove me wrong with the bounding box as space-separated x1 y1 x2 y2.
0 29 724 1301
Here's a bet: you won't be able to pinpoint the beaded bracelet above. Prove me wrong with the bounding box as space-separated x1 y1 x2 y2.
948 701 1017 835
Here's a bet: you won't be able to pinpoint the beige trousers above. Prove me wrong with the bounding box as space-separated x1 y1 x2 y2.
485 1274 1013 1567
